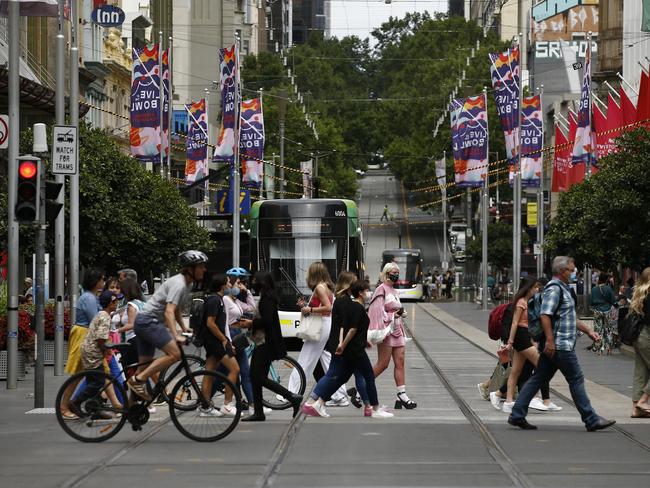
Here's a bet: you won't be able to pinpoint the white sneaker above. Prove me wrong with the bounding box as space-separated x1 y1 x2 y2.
199 406 224 418
275 393 287 402
248 407 273 416
147 406 157 414
312 401 331 418
371 407 394 418
221 403 239 416
477 383 489 401
545 401 563 411
325 397 350 407
529 397 550 411
502 401 515 413
489 391 503 410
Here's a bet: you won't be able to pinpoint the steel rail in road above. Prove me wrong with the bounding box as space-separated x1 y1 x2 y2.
416 304 650 456
407 306 535 488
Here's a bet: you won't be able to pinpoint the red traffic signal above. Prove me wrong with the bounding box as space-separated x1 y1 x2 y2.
15 156 40 223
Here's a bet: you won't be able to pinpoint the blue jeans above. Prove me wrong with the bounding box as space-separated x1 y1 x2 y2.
214 328 253 404
312 353 378 406
511 349 599 427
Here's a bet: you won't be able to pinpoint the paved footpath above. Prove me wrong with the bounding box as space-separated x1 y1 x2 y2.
2 302 649 488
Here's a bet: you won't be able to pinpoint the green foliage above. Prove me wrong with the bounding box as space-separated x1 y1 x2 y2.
466 221 530 269
545 128 650 270
17 123 213 278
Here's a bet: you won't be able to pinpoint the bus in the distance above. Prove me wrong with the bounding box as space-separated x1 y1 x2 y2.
249 199 365 346
381 249 424 301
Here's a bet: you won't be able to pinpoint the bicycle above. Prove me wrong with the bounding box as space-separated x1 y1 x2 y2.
55 333 241 443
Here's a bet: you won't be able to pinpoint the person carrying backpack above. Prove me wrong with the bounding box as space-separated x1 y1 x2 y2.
507 256 616 432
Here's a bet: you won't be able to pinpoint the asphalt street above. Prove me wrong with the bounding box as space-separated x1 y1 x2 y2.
1 170 649 487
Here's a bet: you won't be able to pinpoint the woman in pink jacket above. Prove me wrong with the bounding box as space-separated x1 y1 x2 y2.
368 262 417 409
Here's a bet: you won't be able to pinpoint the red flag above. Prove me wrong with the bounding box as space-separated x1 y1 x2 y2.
636 70 650 126
552 124 570 193
607 93 624 142
620 86 637 127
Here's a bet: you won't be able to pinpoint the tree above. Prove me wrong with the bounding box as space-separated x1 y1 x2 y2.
545 128 650 271
17 124 213 278
466 221 530 270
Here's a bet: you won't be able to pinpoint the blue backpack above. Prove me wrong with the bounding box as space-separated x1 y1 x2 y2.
527 283 563 341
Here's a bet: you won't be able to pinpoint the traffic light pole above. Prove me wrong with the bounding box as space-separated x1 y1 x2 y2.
6 0 20 389
34 156 47 408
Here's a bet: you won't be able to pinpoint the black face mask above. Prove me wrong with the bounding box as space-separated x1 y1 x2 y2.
388 273 399 282
251 282 261 293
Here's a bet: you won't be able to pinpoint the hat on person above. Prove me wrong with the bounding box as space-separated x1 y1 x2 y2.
99 290 123 308
24 277 32 284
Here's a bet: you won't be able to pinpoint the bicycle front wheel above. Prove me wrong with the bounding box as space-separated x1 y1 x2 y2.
55 370 127 443
159 354 206 409
169 370 241 442
262 355 305 410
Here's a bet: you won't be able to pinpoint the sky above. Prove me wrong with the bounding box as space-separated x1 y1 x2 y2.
327 0 448 42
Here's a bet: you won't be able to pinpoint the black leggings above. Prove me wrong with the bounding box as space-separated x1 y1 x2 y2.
249 344 293 415
499 359 550 400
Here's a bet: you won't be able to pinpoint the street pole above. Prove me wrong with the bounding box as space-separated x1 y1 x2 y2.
513 31 524 288
6 0 20 388
536 85 545 278
482 86 489 310
54 0 66 375
278 89 287 197
313 154 319 198
167 36 173 180
158 32 164 178
584 33 593 302
69 0 80 333
442 150 448 271
495 150 500 221
232 41 242 267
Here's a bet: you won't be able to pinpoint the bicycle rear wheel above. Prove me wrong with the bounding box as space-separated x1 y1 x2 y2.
159 354 206 409
55 370 127 443
169 370 241 442
262 355 305 410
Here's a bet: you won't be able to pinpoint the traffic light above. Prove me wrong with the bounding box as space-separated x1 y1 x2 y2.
15 156 41 223
45 180 63 221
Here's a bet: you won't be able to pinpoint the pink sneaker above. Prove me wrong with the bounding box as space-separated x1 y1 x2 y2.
301 403 320 417
364 405 372 417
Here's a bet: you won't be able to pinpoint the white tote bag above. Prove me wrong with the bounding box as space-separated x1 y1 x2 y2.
295 291 323 342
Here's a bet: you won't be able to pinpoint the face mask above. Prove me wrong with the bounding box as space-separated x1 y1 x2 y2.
569 271 577 282
228 287 240 297
363 291 372 304
387 273 399 282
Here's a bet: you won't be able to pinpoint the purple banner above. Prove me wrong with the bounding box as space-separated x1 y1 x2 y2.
240 98 265 187
488 46 519 176
184 99 208 183
520 95 543 187
571 40 593 170
450 94 489 188
213 45 238 164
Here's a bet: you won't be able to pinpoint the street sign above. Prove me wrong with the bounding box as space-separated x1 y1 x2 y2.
0 114 8 148
465 228 472 238
441 261 449 271
52 126 78 175
91 5 125 27
534 243 542 255
216 189 251 215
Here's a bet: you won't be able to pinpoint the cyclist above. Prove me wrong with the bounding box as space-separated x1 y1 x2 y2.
127 250 208 400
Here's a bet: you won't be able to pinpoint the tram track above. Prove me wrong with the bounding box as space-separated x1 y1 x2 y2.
415 303 650 455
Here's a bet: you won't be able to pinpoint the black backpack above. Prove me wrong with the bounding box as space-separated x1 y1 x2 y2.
189 298 205 347
619 312 645 346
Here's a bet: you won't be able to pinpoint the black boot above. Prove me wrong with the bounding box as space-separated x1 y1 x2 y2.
242 412 266 422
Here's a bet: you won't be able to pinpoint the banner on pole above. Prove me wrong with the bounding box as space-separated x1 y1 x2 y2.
184 99 208 182
450 94 489 188
213 45 238 164
571 40 592 173
0 0 67 17
264 161 276 200
130 43 168 161
488 46 519 176
552 124 570 193
434 156 446 199
520 95 543 187
619 86 637 126
240 98 265 186
300 160 313 198
216 189 250 215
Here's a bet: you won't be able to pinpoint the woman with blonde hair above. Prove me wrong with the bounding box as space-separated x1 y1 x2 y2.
630 267 650 417
368 262 417 409
288 262 348 405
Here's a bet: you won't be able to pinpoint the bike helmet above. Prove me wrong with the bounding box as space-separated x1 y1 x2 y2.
178 250 209 267
226 267 250 277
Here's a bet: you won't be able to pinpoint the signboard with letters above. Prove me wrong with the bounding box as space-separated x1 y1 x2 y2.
52 125 78 175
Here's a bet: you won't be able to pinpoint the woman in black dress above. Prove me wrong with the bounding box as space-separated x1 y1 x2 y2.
242 271 303 421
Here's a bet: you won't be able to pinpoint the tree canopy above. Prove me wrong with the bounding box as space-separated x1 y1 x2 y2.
545 128 650 271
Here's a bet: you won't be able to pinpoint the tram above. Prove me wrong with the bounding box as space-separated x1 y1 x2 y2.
381 249 424 301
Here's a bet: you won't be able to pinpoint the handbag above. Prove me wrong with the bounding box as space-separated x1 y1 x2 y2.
232 331 250 351
619 311 645 346
367 324 392 344
488 359 511 392
296 291 324 342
